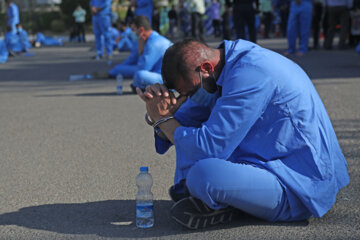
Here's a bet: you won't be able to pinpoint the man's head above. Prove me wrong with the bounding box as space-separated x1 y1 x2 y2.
130 15 152 38
161 39 223 96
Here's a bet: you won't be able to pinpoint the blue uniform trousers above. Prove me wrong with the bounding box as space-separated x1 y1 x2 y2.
133 70 163 89
185 158 312 221
286 1 313 53
108 64 138 78
92 15 113 57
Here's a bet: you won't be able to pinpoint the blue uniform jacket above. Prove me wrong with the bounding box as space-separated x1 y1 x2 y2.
137 31 172 73
155 39 350 218
7 3 19 27
5 31 22 52
90 0 112 15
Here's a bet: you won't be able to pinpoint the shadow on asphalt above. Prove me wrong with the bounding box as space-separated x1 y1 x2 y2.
0 200 308 238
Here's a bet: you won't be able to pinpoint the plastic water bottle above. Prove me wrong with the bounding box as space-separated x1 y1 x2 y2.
69 74 93 81
136 166 154 228
116 74 123 95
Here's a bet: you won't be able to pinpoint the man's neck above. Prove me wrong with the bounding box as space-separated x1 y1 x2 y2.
214 48 225 80
143 30 153 41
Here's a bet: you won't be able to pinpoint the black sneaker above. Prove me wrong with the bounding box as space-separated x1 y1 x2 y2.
170 197 235 230
168 180 190 202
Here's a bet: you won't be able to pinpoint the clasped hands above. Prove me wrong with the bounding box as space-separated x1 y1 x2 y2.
136 84 187 122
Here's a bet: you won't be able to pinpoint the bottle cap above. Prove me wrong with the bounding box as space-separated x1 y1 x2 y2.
140 166 148 172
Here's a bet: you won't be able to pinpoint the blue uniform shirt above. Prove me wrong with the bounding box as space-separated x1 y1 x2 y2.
134 0 153 22
157 39 349 218
5 31 22 52
7 3 19 30
0 39 9 63
137 31 172 73
90 0 112 15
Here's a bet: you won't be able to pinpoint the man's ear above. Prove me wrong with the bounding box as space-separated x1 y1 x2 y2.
200 62 214 75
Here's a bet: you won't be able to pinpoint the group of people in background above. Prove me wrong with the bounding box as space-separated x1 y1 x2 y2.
2 0 360 65
1 0 65 64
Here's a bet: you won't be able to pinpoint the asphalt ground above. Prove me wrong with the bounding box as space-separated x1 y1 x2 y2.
0 37 359 240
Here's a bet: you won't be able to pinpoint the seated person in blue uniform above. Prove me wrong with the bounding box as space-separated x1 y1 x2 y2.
4 26 22 55
136 39 350 229
109 24 121 50
115 21 137 51
0 38 9 63
108 16 172 91
34 33 63 47
16 24 32 52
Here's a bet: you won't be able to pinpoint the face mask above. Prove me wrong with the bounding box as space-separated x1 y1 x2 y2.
190 71 219 108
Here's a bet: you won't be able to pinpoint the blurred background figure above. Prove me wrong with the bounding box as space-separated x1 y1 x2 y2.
5 26 22 55
209 0 222 38
34 33 63 47
115 21 137 51
190 0 206 41
167 5 178 39
125 4 135 24
222 2 233 40
274 0 290 37
16 24 32 52
72 5 87 43
5 0 20 32
324 0 353 49
233 0 257 43
311 0 323 49
179 0 191 38
132 0 154 24
0 38 9 63
90 0 113 60
285 0 313 56
349 0 360 47
259 0 273 38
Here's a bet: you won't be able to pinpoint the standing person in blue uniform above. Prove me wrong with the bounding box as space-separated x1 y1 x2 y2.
131 0 154 24
5 0 19 32
106 16 172 91
90 0 113 60
136 39 350 229
285 0 313 56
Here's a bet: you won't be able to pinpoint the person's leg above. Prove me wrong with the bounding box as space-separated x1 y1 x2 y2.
298 1 313 53
133 70 163 89
197 13 205 42
108 64 138 78
246 10 257 43
100 15 113 57
324 7 337 49
186 158 311 222
92 16 103 57
338 7 350 48
286 3 299 54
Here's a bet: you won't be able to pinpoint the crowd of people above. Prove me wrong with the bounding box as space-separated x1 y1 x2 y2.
0 0 353 231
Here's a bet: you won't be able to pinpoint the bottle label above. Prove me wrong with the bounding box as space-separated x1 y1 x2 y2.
136 203 153 218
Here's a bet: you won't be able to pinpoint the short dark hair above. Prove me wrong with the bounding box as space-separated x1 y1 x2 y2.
130 15 152 30
161 39 208 90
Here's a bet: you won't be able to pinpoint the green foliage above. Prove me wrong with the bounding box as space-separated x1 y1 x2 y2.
51 19 66 32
